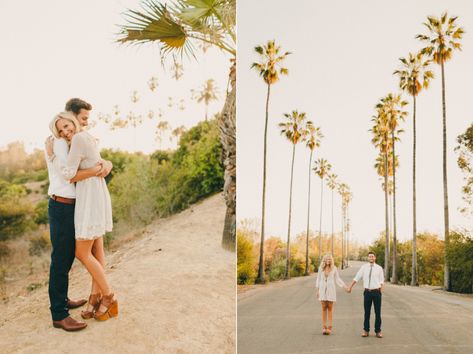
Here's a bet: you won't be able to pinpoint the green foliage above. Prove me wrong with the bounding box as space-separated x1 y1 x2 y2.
0 180 34 240
100 149 144 184
29 232 51 256
447 231 473 293
237 231 256 284
34 200 49 225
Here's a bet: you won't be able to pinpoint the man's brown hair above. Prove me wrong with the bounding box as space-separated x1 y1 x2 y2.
65 98 92 115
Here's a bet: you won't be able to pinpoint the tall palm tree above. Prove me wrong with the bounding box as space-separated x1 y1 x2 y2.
343 188 352 267
371 111 391 280
327 173 338 256
337 182 348 269
191 79 219 120
417 12 464 290
252 40 291 283
314 158 332 262
394 52 433 286
279 110 308 279
303 122 323 276
376 94 408 284
117 0 236 250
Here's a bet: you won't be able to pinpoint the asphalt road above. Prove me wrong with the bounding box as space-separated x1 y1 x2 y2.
238 261 473 354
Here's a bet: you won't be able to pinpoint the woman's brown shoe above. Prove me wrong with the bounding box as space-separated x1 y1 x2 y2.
94 293 118 321
327 326 332 335
322 326 328 335
81 293 101 320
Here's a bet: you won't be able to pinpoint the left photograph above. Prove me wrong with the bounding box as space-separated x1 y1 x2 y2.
0 0 235 353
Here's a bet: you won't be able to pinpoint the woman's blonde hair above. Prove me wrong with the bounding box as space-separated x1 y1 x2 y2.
319 253 334 273
49 111 81 139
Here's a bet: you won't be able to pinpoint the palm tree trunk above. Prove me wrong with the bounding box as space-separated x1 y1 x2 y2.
391 132 398 284
256 83 271 283
341 201 344 269
331 188 334 256
318 178 324 262
304 149 313 276
441 60 450 291
219 62 236 251
384 151 390 281
412 93 418 286
346 203 349 267
285 143 297 279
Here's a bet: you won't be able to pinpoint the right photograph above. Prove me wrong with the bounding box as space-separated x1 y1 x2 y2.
236 1 473 353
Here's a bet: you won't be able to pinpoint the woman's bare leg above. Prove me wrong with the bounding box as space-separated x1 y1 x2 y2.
321 301 328 329
84 238 107 311
76 239 111 296
327 302 334 328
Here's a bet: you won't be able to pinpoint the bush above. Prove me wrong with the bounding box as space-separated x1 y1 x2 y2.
237 231 256 284
447 231 473 293
0 180 34 240
29 232 51 256
34 200 49 225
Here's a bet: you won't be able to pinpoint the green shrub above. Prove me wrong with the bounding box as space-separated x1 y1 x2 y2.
447 231 473 293
0 180 34 240
29 232 51 256
237 231 256 284
34 200 49 225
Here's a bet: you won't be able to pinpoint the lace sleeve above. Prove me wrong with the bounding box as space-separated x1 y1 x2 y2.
334 267 346 288
57 133 86 180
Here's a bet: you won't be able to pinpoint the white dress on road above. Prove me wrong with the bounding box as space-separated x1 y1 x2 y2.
55 131 113 240
315 266 346 302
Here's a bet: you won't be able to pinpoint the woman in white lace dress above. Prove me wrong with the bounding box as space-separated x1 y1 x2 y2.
315 254 348 335
48 112 118 321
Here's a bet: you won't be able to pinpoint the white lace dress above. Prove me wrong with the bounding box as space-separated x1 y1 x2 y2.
315 266 346 302
55 131 113 240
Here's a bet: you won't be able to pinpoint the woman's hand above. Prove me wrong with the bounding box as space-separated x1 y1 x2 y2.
44 136 54 158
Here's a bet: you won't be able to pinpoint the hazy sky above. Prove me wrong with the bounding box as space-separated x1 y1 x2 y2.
0 0 230 154
237 0 473 245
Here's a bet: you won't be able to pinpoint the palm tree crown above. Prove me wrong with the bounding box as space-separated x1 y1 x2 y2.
416 12 464 64
251 40 291 85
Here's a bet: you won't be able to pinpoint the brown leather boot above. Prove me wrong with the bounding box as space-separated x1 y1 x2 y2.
81 293 101 319
53 316 87 331
67 298 87 309
94 293 118 321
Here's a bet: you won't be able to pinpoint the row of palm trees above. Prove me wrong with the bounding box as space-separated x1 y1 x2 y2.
251 40 353 283
371 12 463 289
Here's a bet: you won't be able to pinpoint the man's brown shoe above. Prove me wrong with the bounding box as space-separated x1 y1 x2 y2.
67 298 87 309
376 332 383 338
361 331 369 337
53 316 87 332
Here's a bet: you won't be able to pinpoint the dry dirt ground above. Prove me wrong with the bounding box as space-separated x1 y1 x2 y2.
0 194 235 354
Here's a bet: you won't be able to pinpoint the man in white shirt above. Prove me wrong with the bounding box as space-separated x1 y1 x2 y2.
46 98 112 331
348 251 384 338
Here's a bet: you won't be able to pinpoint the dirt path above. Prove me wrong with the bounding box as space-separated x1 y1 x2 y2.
0 194 235 353
238 261 473 354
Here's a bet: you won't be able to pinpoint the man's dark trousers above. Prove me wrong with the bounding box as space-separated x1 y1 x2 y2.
363 289 382 333
48 198 76 321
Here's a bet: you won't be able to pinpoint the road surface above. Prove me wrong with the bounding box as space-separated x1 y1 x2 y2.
238 261 473 354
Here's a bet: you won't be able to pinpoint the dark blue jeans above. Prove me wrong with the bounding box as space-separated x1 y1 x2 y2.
363 289 382 333
48 199 76 321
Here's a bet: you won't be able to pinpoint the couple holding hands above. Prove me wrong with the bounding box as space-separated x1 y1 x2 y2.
315 252 384 338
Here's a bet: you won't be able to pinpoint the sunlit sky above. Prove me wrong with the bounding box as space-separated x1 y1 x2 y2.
237 0 473 245
0 0 230 154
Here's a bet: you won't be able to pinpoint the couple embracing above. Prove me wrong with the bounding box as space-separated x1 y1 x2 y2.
315 252 384 338
45 98 118 331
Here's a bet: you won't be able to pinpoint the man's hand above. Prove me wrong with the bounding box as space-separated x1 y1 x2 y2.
96 159 113 178
345 286 351 293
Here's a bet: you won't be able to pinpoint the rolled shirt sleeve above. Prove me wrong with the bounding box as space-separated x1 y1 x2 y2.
353 265 364 282
378 265 385 285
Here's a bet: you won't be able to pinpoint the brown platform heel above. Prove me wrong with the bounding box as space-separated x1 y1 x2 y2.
322 326 328 335
94 293 118 321
81 293 101 320
327 326 332 335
